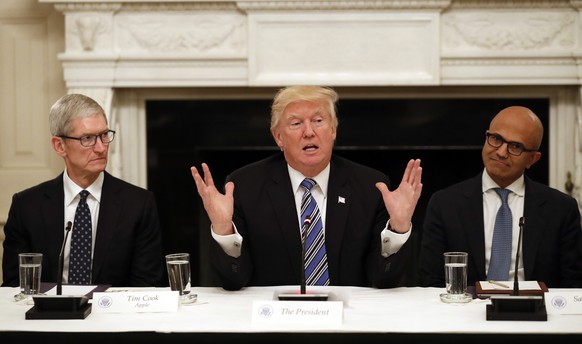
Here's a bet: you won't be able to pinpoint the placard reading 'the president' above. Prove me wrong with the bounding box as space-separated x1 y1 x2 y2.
251 300 343 328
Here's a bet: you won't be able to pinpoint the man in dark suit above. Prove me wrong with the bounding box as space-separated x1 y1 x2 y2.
191 86 423 290
419 106 582 288
2 94 164 288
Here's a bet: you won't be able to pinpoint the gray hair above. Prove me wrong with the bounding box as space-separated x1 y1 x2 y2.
49 94 106 136
270 86 339 130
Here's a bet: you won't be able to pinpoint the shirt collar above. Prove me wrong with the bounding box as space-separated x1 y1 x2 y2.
63 169 104 206
288 163 330 195
482 167 525 196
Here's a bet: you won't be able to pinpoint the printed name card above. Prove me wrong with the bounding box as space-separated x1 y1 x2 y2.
251 300 343 327
92 290 179 313
545 291 582 315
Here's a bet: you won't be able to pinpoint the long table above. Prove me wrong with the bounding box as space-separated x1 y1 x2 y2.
1 286 580 343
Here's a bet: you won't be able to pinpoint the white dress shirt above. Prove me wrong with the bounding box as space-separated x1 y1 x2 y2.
482 168 525 281
62 169 103 283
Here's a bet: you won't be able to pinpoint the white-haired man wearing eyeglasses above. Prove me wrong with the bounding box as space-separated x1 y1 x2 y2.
2 94 165 289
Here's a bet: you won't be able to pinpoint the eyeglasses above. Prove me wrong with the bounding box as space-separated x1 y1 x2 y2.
485 132 536 156
60 130 116 147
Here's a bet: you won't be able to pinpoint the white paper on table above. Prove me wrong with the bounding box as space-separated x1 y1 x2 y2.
479 281 542 290
44 285 98 296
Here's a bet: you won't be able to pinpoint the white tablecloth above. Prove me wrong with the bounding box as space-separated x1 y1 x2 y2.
1 286 580 334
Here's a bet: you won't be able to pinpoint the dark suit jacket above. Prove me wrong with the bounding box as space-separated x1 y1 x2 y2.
209 152 412 290
2 172 164 287
419 172 582 288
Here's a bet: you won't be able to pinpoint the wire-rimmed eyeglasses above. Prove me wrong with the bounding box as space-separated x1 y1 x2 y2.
485 132 536 156
59 129 116 147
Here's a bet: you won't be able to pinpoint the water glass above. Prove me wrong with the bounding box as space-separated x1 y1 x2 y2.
165 253 197 304
15 253 43 303
439 251 472 303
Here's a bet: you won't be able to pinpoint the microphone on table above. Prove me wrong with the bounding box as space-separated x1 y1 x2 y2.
486 216 547 321
57 221 72 296
512 217 524 296
24 220 92 320
278 217 328 301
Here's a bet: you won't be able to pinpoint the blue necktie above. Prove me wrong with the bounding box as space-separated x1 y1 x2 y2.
69 190 92 284
488 188 513 281
300 178 330 286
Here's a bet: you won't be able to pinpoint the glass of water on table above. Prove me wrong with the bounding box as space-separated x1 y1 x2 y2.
439 251 472 303
15 252 43 303
165 253 197 304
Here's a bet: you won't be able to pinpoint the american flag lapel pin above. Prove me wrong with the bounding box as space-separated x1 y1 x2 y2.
338 196 345 204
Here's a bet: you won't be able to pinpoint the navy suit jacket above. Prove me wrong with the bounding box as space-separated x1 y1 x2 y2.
419 172 582 288
209 152 412 290
2 172 164 287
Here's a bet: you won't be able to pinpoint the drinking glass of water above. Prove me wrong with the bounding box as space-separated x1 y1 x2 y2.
439 251 472 303
15 253 43 303
165 253 197 304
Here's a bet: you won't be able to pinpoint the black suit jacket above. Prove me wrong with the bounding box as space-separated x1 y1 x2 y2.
209 152 412 290
419 172 582 288
2 172 164 287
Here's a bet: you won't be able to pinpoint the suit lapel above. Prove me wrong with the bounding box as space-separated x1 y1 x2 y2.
91 172 122 281
266 158 303 277
522 178 547 280
462 174 487 280
324 160 350 282
43 175 66 277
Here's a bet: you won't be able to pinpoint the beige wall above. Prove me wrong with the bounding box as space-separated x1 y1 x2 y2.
0 0 66 285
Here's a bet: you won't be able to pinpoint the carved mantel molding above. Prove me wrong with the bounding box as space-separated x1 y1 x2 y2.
38 0 582 208
39 0 582 88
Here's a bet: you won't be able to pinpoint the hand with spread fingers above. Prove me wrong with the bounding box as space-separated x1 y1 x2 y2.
376 159 423 233
190 163 235 235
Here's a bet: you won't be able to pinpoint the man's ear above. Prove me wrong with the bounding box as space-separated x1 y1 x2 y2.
526 151 542 169
51 136 67 157
271 128 283 150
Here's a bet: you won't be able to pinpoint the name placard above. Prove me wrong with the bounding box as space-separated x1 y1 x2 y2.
92 291 179 313
251 300 343 327
545 291 582 315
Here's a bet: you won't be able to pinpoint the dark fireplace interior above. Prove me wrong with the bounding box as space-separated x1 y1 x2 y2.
146 94 549 287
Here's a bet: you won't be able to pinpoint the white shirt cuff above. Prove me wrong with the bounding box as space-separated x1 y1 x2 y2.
211 222 243 258
380 220 411 257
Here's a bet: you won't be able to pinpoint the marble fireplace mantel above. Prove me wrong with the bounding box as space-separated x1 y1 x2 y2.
42 0 582 88
38 0 582 203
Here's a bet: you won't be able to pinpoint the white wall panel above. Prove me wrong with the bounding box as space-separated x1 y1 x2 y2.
248 12 440 86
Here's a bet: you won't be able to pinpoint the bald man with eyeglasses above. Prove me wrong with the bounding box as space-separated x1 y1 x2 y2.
419 106 582 289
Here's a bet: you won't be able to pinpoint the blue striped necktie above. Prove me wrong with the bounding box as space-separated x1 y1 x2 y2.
69 190 92 284
300 178 330 286
488 188 513 281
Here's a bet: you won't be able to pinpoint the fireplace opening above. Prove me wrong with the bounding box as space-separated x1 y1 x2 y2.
146 96 549 287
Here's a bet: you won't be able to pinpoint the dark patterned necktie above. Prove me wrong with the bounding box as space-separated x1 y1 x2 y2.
300 178 330 286
69 190 92 284
488 188 513 281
